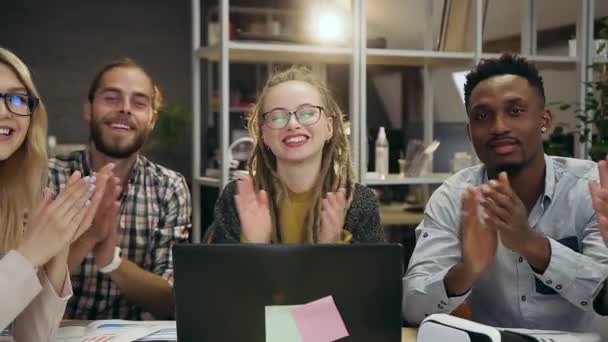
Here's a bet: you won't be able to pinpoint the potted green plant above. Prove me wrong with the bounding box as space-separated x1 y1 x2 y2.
543 125 574 157
145 103 192 178
561 18 608 161
147 103 191 149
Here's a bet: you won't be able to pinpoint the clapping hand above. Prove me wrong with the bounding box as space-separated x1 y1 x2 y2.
234 176 272 243
318 189 347 243
460 186 498 277
590 160 608 241
18 171 109 267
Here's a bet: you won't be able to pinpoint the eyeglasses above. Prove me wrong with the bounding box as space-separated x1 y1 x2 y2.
262 105 324 129
0 93 39 116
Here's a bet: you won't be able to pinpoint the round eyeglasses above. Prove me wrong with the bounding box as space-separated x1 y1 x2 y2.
262 105 324 129
0 93 39 116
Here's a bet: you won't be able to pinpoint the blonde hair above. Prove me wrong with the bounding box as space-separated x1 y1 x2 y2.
0 48 48 252
247 66 355 243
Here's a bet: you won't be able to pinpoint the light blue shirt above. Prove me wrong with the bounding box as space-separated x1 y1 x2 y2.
403 155 608 331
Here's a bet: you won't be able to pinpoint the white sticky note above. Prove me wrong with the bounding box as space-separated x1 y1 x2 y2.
265 305 302 342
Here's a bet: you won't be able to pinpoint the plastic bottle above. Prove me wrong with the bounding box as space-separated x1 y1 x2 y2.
48 135 56 158
450 151 473 173
375 127 389 179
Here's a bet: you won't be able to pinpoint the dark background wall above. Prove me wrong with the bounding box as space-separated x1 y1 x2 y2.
0 0 192 177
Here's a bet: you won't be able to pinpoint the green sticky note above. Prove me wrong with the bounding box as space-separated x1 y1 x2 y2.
265 305 302 342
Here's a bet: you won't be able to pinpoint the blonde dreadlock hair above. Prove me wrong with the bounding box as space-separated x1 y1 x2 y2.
247 66 355 243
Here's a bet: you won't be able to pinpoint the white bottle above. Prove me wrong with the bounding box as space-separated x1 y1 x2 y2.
375 127 389 179
450 152 473 174
48 135 57 158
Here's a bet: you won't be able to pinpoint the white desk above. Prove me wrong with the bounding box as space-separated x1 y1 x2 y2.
61 321 418 341
380 205 424 227
402 327 417 341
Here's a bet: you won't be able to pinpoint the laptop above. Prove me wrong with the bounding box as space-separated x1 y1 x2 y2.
173 244 404 341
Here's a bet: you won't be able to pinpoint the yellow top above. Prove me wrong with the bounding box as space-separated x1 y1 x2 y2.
240 188 352 243
280 189 315 243
279 189 352 243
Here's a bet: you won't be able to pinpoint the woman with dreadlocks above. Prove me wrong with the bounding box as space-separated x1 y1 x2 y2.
207 66 384 244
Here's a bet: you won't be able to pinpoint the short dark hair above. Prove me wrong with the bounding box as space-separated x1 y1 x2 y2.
464 53 545 111
87 57 163 112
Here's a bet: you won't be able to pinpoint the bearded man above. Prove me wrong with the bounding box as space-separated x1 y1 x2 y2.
49 58 191 320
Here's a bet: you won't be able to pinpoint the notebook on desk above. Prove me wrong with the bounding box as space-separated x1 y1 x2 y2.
172 244 404 342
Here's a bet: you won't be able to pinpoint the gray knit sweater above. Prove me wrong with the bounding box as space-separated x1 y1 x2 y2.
206 181 385 243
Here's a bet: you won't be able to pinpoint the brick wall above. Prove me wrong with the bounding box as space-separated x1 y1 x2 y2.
0 0 192 177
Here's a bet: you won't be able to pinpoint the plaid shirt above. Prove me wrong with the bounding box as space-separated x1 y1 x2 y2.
48 149 191 320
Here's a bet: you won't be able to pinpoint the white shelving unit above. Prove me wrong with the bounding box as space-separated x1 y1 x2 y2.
190 0 597 242
364 174 451 186
197 43 353 64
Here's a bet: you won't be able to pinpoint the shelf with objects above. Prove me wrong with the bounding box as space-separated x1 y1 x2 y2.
357 0 599 263
358 0 481 190
360 0 596 207
357 0 478 243
190 0 360 242
190 0 601 242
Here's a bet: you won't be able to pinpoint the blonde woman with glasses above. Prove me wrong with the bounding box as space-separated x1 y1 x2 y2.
207 66 384 244
0 48 111 341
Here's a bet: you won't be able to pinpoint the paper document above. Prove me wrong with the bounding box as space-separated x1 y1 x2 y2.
265 296 349 342
291 296 349 342
500 328 601 342
135 322 177 341
265 305 302 342
54 320 176 342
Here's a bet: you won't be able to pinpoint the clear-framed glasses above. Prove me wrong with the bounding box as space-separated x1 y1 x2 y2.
262 105 324 129
0 93 39 116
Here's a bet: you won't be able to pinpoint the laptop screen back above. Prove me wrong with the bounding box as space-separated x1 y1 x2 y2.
173 244 404 342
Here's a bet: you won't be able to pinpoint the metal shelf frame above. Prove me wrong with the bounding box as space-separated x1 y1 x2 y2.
190 0 597 242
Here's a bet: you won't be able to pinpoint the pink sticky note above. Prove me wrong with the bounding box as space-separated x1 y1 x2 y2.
291 296 349 342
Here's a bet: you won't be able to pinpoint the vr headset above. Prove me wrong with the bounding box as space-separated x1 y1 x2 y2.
417 314 601 342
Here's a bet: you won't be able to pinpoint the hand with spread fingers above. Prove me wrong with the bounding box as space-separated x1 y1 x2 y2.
319 189 348 243
234 176 272 243
461 186 498 277
17 171 103 267
590 160 608 241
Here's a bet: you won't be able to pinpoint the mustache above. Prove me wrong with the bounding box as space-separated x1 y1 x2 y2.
485 136 520 148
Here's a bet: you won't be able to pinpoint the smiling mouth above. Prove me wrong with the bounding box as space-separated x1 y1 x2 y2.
107 123 132 131
282 135 309 147
0 128 14 136
283 136 307 143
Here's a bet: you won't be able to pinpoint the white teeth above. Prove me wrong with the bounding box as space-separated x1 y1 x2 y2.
0 128 11 136
111 123 130 130
285 136 306 143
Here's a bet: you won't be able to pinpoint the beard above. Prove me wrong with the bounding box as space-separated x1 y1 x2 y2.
90 116 152 159
493 163 524 178
481 139 527 178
